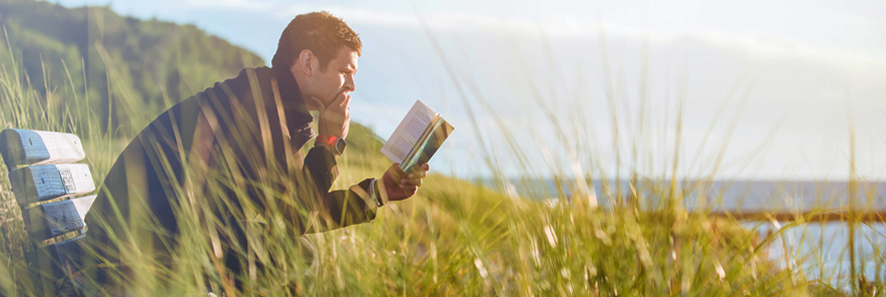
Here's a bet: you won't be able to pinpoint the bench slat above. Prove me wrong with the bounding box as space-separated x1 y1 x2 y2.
34 234 85 296
9 164 95 205
24 195 97 242
0 129 86 169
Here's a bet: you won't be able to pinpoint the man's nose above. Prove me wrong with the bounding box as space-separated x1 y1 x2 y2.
344 74 356 92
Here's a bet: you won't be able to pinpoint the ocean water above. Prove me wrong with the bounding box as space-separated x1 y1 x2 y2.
486 179 886 211
482 178 886 289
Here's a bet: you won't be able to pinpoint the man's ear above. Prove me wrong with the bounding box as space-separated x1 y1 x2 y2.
295 49 315 77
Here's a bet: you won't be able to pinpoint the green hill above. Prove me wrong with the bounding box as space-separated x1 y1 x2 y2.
0 0 264 137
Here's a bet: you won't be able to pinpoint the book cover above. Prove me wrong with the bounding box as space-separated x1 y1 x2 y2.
381 100 454 172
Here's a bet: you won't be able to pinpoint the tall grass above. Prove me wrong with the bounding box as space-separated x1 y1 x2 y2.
0 27 883 297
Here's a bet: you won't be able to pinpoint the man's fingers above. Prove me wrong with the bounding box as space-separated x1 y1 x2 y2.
400 177 422 187
330 91 349 109
340 93 351 108
402 169 425 185
330 92 344 106
386 162 428 201
398 185 418 197
385 164 407 182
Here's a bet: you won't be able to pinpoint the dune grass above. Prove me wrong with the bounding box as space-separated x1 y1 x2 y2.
0 31 883 297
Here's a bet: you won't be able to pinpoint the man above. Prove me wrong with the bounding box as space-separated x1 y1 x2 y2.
82 11 428 294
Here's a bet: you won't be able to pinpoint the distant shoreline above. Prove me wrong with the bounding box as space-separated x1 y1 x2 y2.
479 178 886 211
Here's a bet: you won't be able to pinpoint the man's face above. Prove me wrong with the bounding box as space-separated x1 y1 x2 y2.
301 47 358 108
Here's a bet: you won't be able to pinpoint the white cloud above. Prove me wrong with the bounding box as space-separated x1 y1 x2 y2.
284 7 886 70
697 30 886 69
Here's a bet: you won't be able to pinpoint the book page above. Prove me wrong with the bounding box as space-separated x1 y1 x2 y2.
381 100 436 163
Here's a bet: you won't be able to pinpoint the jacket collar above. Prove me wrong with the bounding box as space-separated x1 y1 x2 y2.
272 66 313 126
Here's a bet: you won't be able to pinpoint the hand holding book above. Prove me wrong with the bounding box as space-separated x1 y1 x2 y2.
381 100 455 173
376 100 451 202
380 162 430 202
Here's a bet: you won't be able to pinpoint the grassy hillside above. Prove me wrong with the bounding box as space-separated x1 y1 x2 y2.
0 0 264 138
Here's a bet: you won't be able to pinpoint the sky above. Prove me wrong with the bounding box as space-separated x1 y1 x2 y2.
46 0 886 181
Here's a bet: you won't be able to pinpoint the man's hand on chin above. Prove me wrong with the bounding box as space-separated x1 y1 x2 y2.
308 92 351 138
382 163 429 202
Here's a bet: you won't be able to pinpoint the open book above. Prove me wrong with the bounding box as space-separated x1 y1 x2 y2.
381 100 454 173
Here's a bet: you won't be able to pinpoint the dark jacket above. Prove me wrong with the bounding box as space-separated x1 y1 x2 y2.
83 66 377 292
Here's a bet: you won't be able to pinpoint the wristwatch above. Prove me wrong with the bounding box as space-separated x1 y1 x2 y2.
317 135 346 156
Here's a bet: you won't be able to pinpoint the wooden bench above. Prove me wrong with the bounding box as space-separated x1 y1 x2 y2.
0 128 97 296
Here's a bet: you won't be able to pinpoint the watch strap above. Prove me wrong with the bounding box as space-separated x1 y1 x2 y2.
316 135 345 156
316 135 338 146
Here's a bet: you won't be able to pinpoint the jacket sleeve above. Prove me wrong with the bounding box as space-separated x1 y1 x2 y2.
301 145 379 233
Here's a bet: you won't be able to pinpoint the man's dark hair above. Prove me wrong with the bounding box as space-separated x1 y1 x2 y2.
272 11 362 72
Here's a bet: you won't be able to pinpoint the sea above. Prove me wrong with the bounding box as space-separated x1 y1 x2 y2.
481 178 886 290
